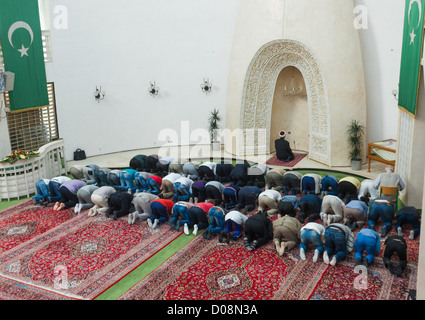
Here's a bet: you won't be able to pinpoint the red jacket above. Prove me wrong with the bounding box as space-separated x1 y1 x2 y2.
193 202 214 213
152 198 174 213
148 175 162 187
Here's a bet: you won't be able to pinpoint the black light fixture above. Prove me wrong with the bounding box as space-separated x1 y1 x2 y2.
94 86 106 102
201 78 212 93
149 82 159 97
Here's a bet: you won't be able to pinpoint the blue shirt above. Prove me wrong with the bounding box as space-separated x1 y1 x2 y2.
357 228 381 253
122 169 137 177
346 200 368 216
243 186 262 196
300 194 322 207
321 175 339 194
281 195 300 209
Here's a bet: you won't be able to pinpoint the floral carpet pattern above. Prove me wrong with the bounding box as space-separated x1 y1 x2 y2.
0 211 181 300
0 200 74 255
119 229 417 300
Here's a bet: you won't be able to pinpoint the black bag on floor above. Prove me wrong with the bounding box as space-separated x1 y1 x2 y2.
73 148 86 161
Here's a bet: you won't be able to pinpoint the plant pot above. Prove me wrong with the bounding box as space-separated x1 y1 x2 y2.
351 159 362 171
211 141 221 151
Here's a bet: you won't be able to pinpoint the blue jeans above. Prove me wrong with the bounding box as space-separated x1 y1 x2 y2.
108 172 121 187
368 201 394 232
396 214 421 238
33 180 50 202
120 172 134 191
206 207 225 234
224 220 242 239
149 201 169 225
300 229 324 253
324 227 347 262
321 175 338 196
173 182 191 201
134 173 149 191
48 181 62 202
189 206 209 229
171 204 191 226
146 177 161 195
354 233 378 264
223 188 238 209
96 171 110 186
302 176 316 194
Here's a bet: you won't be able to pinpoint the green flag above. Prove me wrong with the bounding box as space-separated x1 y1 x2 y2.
398 0 425 118
0 0 48 112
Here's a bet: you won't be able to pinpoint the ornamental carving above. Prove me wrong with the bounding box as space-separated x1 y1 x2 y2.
239 39 331 164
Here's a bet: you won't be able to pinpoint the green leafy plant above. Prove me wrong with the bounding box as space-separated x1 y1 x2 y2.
1 149 40 164
208 108 221 143
346 119 365 161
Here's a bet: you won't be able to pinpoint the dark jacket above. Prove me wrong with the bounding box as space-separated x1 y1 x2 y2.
106 192 134 219
275 138 294 161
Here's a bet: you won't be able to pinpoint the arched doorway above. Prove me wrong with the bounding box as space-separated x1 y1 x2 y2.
239 39 331 165
270 66 309 154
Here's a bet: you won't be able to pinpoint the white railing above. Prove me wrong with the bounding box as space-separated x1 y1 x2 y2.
0 139 66 201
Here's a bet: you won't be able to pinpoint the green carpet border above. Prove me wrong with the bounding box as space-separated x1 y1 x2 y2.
94 231 196 300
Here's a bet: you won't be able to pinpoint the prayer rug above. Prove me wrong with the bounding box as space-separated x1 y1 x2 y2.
0 200 75 255
0 212 182 300
0 275 79 300
119 231 417 300
266 153 307 167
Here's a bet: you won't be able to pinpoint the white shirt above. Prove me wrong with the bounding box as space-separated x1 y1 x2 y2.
259 189 282 201
200 161 217 173
163 173 182 183
225 210 248 225
51 176 72 184
175 177 194 192
301 222 325 235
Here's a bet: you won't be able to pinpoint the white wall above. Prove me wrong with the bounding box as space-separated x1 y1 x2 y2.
49 0 240 160
354 0 404 142
46 0 403 161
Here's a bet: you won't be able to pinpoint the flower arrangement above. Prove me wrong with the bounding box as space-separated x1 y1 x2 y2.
1 150 40 164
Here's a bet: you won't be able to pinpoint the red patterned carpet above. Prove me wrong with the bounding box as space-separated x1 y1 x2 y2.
119 227 418 300
0 211 182 300
266 153 307 167
0 200 74 255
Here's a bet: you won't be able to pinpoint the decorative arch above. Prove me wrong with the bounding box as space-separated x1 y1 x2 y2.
239 39 331 165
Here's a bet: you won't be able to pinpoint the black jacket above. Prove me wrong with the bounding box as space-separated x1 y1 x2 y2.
275 138 294 161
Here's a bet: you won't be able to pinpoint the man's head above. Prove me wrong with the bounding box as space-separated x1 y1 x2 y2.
279 130 287 138
385 165 394 173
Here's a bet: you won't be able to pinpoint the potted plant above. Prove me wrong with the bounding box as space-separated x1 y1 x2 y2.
208 108 221 151
346 119 365 170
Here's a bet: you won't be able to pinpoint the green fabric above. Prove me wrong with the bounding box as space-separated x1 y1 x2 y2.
0 0 48 112
0 198 28 210
398 0 425 117
294 169 366 183
95 232 195 300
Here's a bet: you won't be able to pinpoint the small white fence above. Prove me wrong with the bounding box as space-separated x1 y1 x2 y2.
0 140 66 201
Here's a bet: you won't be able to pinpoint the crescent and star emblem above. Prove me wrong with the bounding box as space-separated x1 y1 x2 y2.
408 0 422 45
8 21 34 57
